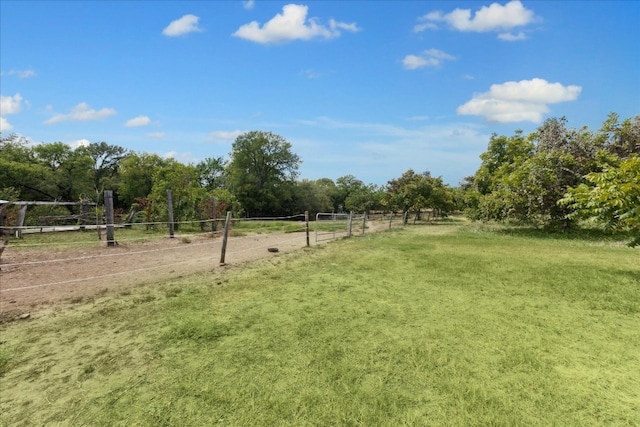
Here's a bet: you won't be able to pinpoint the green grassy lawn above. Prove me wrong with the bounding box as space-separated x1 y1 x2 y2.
1 223 638 426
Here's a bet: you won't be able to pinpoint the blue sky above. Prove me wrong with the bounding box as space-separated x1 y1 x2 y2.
1 1 639 186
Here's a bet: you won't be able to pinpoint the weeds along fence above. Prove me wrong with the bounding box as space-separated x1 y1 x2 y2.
0 210 403 304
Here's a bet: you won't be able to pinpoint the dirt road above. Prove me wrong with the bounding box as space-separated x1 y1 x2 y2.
0 231 319 320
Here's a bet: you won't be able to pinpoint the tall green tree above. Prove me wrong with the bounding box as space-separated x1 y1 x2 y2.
597 113 640 158
561 155 640 246
385 170 454 220
291 179 334 218
466 117 605 227
33 142 93 202
78 142 128 203
196 156 227 191
0 134 57 200
227 131 301 216
119 152 166 206
474 131 534 196
334 175 366 212
150 159 207 227
344 183 384 214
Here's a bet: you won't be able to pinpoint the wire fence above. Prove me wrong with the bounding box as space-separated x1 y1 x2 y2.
0 211 407 310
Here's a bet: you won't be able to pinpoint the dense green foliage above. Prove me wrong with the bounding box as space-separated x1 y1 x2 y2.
1 131 457 224
383 169 455 221
561 155 640 246
463 113 639 243
10 111 636 234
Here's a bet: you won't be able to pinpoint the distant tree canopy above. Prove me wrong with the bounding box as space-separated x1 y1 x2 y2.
227 131 301 217
384 170 455 220
463 113 639 244
1 130 399 221
4 113 636 244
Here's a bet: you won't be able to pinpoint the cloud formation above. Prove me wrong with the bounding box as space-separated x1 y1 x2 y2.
1 93 23 115
403 49 456 70
498 31 527 41
70 139 91 148
457 78 582 123
125 115 151 127
415 0 536 40
211 130 244 141
0 117 12 132
44 102 116 124
163 14 204 37
233 4 360 44
243 0 255 10
0 93 24 132
2 69 36 79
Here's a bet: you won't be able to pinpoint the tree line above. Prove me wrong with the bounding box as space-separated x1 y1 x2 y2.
461 113 639 245
0 130 457 226
2 112 637 243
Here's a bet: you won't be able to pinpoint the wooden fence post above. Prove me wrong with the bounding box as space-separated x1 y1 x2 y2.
348 211 354 237
80 200 88 230
15 205 27 238
167 189 175 238
333 213 337 239
210 196 216 233
305 211 310 247
104 190 116 247
219 211 232 265
362 212 367 235
388 212 394 229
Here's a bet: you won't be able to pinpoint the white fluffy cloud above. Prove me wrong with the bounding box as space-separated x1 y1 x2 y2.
457 78 582 123
162 14 204 37
44 102 116 124
233 4 360 44
243 0 255 10
0 93 24 132
70 139 91 148
403 49 455 70
125 115 151 127
415 0 536 40
0 116 12 132
1 93 23 115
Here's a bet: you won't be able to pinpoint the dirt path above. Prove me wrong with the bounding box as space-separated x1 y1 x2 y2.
0 220 393 321
0 231 320 321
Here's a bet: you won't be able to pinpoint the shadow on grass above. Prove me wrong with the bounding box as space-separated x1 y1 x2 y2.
406 215 468 226
494 225 636 244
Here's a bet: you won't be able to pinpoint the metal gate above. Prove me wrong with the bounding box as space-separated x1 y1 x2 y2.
315 212 350 242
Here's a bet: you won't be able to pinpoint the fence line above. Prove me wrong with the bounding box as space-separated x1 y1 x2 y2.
0 213 401 299
0 215 306 233
1 238 221 268
232 214 306 221
1 229 226 249
2 230 308 268
0 232 311 294
1 253 217 293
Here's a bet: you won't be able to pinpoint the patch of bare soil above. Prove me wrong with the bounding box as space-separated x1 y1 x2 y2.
0 231 313 321
0 220 393 322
